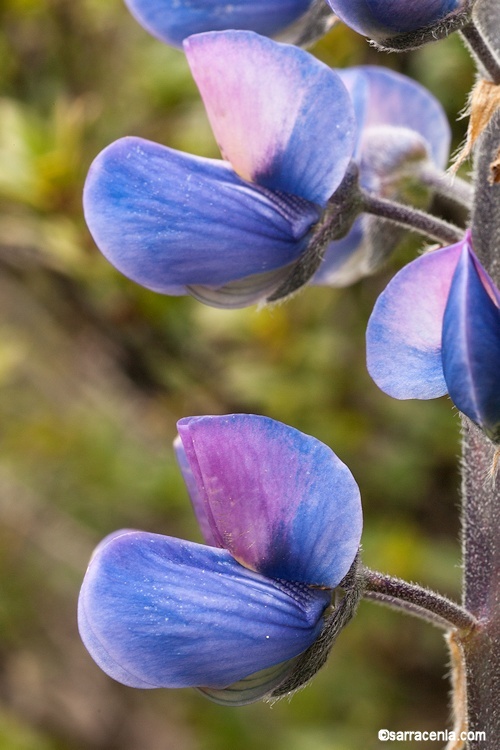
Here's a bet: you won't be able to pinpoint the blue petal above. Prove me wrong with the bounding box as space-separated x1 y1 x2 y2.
316 67 451 287
124 0 314 48
197 658 299 705
366 244 463 399
443 242 500 440
327 0 462 43
315 67 451 288
78 532 330 689
358 125 431 190
177 414 362 588
185 31 356 205
339 66 451 169
83 137 319 292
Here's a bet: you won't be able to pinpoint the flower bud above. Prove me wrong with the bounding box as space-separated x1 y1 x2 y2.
326 0 472 50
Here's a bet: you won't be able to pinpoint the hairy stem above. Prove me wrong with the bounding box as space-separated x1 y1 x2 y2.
461 21 500 84
360 190 464 245
418 165 473 212
362 568 478 633
364 590 460 631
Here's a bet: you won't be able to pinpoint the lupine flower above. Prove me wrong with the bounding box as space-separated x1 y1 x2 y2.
78 414 363 704
84 30 452 306
326 0 470 47
366 232 500 442
312 65 451 286
83 30 356 308
123 0 316 47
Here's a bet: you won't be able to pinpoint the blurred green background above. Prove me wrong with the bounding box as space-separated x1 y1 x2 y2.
0 2 475 749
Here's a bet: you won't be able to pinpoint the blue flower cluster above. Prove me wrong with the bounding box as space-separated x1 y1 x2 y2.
79 0 493 709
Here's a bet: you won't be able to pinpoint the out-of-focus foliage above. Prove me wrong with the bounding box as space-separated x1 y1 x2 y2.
0 2 474 748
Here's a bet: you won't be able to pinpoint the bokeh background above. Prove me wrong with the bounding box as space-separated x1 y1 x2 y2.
0 2 476 748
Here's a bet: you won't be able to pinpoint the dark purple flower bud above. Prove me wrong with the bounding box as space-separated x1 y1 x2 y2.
326 0 472 50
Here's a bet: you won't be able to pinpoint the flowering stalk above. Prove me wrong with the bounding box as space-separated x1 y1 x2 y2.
363 113 500 745
458 110 500 748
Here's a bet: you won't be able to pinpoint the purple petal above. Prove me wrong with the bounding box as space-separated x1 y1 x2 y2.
177 414 362 587
174 436 217 546
124 0 314 47
443 240 500 440
184 31 356 205
83 137 319 292
327 0 462 43
78 531 330 689
366 242 463 399
339 66 451 169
